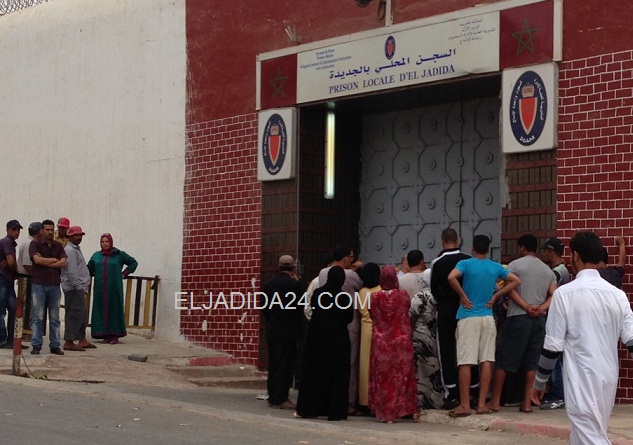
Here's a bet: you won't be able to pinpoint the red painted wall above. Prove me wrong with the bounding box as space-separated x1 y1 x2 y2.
557 50 633 402
563 0 633 58
185 0 506 122
186 0 375 122
557 1 633 402
182 113 261 364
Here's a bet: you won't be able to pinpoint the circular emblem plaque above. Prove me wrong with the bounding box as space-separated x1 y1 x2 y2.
509 70 548 146
262 113 287 175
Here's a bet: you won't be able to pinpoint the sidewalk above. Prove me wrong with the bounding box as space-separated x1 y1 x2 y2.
0 330 231 389
2 332 633 444
424 403 633 445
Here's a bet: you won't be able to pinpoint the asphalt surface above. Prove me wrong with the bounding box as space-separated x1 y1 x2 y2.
1 378 565 445
1 332 633 444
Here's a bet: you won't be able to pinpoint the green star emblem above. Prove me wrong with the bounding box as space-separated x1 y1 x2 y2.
269 67 288 98
511 18 540 56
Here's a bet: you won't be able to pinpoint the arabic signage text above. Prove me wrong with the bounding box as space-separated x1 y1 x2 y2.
296 13 499 104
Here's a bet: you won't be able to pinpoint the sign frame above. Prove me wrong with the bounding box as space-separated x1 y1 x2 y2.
257 108 297 181
502 62 558 154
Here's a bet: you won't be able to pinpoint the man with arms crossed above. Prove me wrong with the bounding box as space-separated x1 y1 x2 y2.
30 219 67 355
533 232 633 445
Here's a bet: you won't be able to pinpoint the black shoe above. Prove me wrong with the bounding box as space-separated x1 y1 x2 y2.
31 348 41 355
50 347 64 355
441 398 460 410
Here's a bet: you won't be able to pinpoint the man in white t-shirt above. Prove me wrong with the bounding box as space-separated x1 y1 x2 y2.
16 222 43 341
398 249 430 298
17 222 42 275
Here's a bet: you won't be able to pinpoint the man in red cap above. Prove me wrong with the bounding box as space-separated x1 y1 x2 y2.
55 217 70 248
61 226 95 351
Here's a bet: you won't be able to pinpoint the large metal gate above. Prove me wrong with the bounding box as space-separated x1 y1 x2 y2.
359 97 502 265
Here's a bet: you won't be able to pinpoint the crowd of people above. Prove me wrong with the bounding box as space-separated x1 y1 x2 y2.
0 217 137 354
263 228 633 444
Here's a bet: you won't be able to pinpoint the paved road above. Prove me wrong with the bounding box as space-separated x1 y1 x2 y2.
1 376 564 445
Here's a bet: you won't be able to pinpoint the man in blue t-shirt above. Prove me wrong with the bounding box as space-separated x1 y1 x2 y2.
447 235 521 417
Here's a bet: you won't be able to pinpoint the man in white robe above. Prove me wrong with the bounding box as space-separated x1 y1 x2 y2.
532 231 633 445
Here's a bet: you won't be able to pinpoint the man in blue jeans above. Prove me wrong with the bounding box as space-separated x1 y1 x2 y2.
541 237 570 410
29 219 67 355
0 219 24 349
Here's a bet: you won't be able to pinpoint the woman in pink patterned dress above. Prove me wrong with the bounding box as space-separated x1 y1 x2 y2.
368 265 419 423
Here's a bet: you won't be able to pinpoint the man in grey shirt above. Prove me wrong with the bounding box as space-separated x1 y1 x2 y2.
61 226 95 351
542 237 571 286
487 234 557 414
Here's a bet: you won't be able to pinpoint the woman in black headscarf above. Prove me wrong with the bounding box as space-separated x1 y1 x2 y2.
295 266 354 420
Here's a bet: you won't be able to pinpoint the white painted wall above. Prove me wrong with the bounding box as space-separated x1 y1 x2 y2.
0 0 187 342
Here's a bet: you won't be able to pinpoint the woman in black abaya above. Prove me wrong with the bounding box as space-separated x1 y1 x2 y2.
295 266 354 421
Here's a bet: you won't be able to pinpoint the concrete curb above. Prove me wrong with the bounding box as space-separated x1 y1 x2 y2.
419 410 633 445
147 355 233 367
187 356 233 366
419 410 494 430
489 417 569 441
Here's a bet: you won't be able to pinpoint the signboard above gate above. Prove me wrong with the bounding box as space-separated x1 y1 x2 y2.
258 0 557 110
296 13 499 104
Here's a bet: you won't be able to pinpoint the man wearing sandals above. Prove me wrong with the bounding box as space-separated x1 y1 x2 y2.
447 235 521 417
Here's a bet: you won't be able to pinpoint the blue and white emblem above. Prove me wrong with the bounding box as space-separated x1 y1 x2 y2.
509 70 547 146
262 113 287 175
